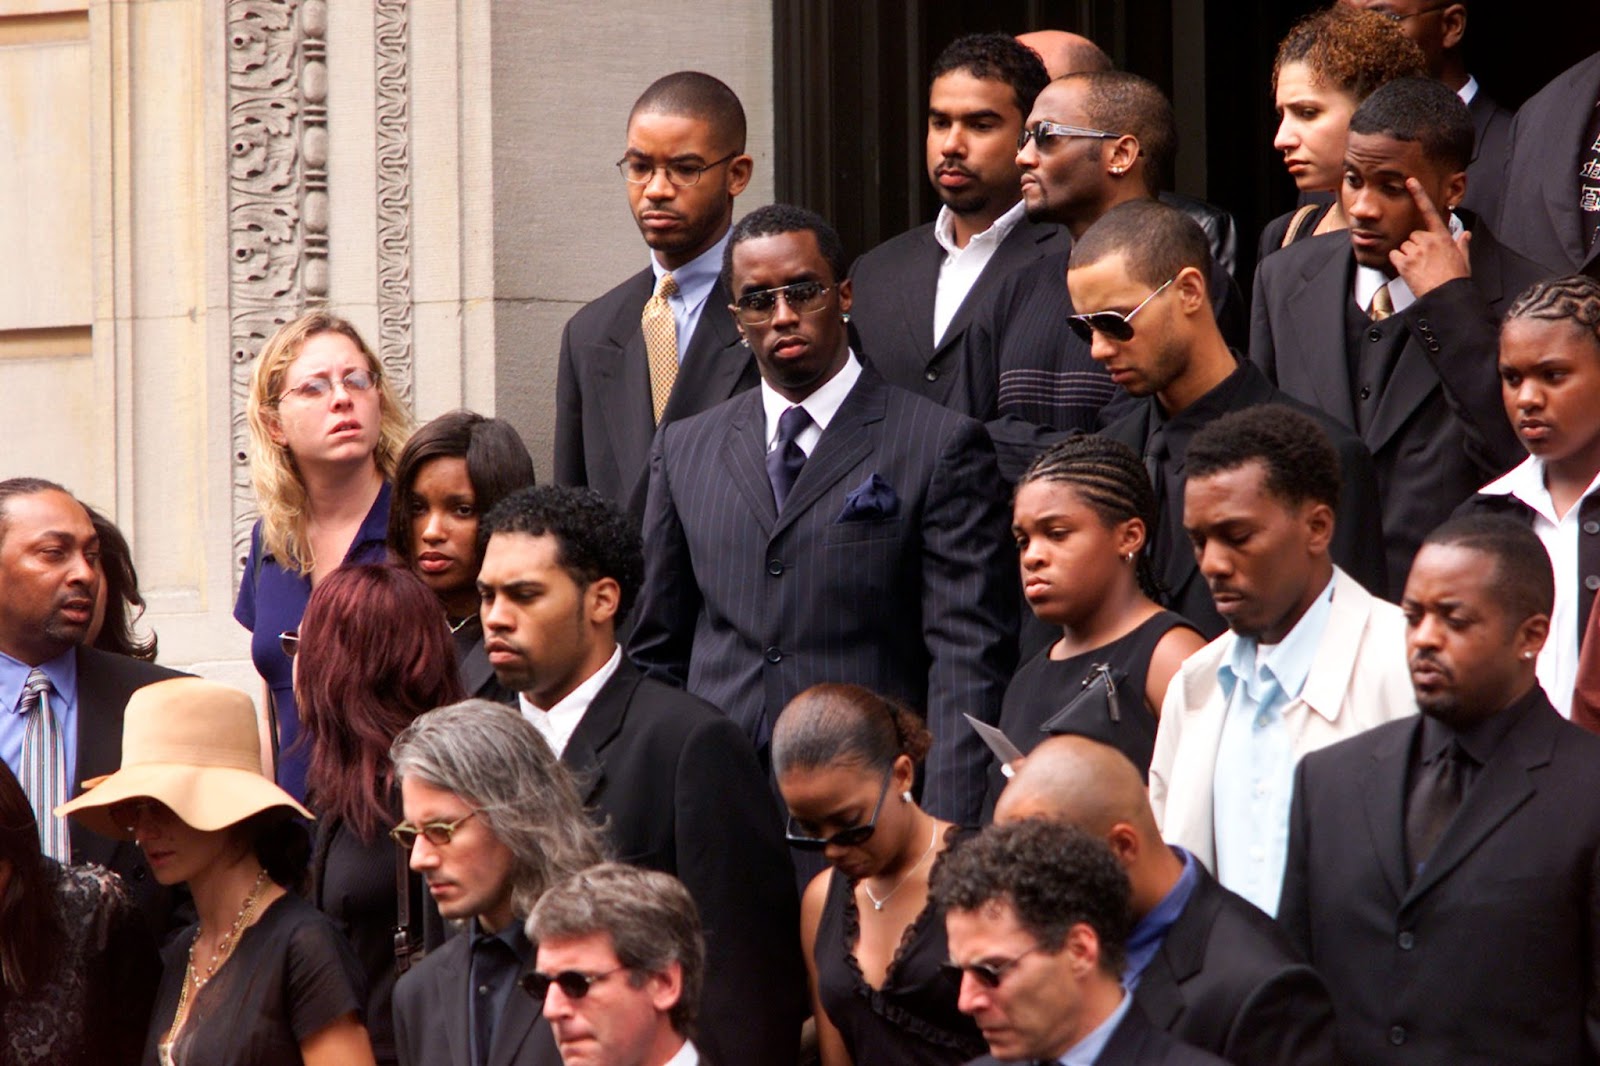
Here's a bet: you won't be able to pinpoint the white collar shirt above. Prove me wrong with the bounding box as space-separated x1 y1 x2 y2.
517 645 623 757
760 350 863 457
930 199 1026 346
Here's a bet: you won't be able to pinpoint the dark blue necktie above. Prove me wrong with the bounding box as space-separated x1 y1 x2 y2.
767 405 812 511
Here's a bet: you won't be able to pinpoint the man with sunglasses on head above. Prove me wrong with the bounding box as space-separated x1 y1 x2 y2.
629 203 1016 831
525 864 706 1066
934 818 1228 1065
554 71 758 523
476 484 803 1066
1073 200 1384 638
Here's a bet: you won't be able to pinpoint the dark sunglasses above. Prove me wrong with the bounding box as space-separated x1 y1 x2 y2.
730 280 834 325
941 944 1042 988
279 630 299 658
784 768 893 851
1066 275 1177 344
520 965 626 1001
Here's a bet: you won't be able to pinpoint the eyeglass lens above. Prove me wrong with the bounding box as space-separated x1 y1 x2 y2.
734 281 831 324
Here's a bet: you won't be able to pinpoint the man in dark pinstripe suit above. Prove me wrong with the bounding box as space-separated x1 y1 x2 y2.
629 204 1018 827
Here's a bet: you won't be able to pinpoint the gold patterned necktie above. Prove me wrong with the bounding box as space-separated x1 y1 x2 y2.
643 272 680 423
1368 285 1394 322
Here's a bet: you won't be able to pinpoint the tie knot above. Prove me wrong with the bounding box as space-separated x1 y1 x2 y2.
656 272 678 299
1369 285 1394 321
18 668 50 712
777 405 811 445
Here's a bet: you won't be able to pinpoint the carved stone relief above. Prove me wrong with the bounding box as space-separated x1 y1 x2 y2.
374 0 414 406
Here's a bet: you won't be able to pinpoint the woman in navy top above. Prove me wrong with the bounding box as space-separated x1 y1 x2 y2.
235 311 412 801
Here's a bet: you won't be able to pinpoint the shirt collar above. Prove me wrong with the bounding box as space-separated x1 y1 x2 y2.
542 645 622 721
1219 574 1337 714
1418 683 1537 767
1458 75 1479 107
1124 846 1200 982
1059 988 1133 1066
354 481 393 555
1148 354 1249 444
1353 211 1465 314
1 646 78 715
760 351 863 445
660 1040 699 1066
1479 455 1600 526
650 230 731 315
932 199 1027 257
474 913 533 960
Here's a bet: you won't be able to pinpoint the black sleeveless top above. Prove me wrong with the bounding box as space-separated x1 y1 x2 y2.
813 828 986 1066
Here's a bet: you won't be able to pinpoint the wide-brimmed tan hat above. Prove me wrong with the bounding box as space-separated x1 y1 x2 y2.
57 676 311 839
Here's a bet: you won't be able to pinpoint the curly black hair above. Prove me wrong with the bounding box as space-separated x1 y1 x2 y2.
929 32 1050 117
1184 404 1342 513
722 203 848 292
480 485 645 620
929 819 1132 975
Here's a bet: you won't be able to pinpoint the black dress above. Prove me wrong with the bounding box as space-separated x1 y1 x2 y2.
143 893 366 1066
813 829 986 1066
987 611 1196 806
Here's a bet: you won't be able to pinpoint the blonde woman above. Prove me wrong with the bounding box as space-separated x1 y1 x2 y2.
235 311 411 802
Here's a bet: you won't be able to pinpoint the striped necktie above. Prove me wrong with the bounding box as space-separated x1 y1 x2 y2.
643 272 680 423
17 668 70 861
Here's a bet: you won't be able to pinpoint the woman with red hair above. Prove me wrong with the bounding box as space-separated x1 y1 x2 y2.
293 563 465 1066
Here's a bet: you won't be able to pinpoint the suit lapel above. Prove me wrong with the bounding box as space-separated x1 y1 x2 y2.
1361 718 1416 907
559 661 638 806
1287 247 1358 429
1135 871 1217 1031
720 391 778 536
487 958 542 1066
459 635 497 701
1402 703 1552 909
892 228 941 369
935 219 1063 359
436 936 473 1066
597 271 658 482
661 277 753 423
771 372 884 540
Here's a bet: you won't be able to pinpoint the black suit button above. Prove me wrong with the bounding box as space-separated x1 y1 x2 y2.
1583 520 1599 535
1417 319 1431 330
1397 931 1415 950
1427 342 1441 352
764 647 782 663
1586 575 1600 592
1359 385 1372 400
767 558 783 576
924 369 939 382
1367 328 1383 343
1390 1026 1406 1046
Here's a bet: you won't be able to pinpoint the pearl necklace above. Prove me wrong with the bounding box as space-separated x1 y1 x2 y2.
188 868 269 990
861 821 939 912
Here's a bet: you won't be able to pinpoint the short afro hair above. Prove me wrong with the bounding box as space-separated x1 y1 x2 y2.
1185 405 1342 513
1063 70 1177 193
930 32 1050 118
722 203 848 293
1349 76 1474 173
629 71 746 153
480 485 644 621
1272 5 1427 102
1069 199 1213 290
1419 514 1555 625
930 818 1132 976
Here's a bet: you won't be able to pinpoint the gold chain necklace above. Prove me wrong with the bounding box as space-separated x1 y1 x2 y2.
160 868 270 1062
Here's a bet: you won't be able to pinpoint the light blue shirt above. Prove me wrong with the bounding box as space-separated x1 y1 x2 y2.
0 647 80 787
1054 987 1134 1066
1212 576 1336 916
649 229 731 363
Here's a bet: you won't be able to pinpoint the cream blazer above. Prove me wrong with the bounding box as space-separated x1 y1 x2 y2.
1149 567 1417 873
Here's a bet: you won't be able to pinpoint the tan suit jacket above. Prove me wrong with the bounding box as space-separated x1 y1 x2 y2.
1149 568 1416 872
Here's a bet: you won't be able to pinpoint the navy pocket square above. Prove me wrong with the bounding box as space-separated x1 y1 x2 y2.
837 474 900 522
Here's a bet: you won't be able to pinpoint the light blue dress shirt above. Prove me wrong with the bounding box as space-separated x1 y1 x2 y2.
649 229 732 362
1212 577 1335 916
1055 987 1134 1065
0 647 80 788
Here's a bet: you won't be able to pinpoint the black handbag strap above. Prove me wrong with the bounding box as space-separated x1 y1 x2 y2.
394 844 420 974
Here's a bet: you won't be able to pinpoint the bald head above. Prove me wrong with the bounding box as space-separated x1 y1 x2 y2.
1016 30 1113 79
994 735 1157 837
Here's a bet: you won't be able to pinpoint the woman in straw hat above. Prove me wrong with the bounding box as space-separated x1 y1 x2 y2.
58 677 376 1066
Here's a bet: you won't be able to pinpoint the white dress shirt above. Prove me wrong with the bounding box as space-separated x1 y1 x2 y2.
517 645 623 757
1479 457 1600 717
930 199 1026 346
1353 210 1465 316
760 350 863 457
659 1039 699 1066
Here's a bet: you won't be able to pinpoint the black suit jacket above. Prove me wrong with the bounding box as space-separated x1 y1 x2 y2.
848 216 1069 411
1496 51 1600 277
1279 689 1600 1066
1101 361 1386 631
392 932 558 1066
71 646 186 928
629 366 1017 825
553 267 759 520
965 995 1230 1065
561 658 803 1066
1136 863 1337 1066
1250 217 1544 593
1461 87 1513 224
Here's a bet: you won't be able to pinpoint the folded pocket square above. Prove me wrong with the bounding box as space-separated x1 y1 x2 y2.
837 473 900 522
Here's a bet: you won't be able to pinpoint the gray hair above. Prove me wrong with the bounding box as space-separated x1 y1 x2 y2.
527 863 705 1038
390 700 607 919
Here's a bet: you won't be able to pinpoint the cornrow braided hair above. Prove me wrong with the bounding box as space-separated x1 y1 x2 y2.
1018 434 1161 600
1505 275 1600 346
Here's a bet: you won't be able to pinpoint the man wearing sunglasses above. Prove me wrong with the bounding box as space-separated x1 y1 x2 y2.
554 71 758 524
934 819 1227 1065
847 33 1066 409
526 864 705 1066
1076 201 1384 638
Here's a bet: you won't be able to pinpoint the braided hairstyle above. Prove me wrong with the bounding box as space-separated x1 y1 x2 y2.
1017 434 1161 599
1505 275 1600 348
